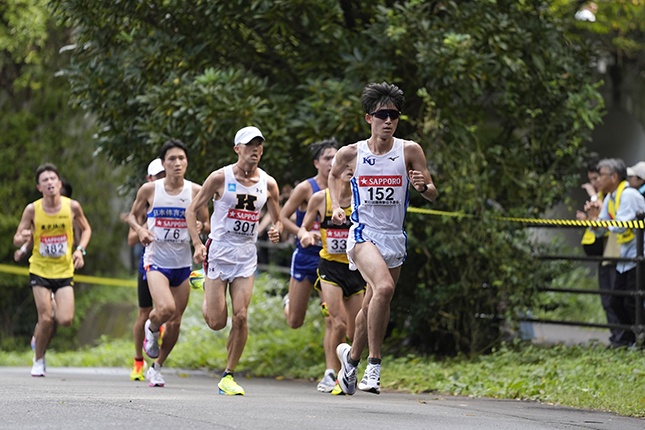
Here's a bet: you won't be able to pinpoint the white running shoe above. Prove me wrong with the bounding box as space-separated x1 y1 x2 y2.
316 370 336 393
358 362 381 394
336 343 357 395
143 319 160 359
31 357 46 377
146 364 165 387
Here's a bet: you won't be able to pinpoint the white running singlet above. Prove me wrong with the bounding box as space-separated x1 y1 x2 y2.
209 165 269 249
350 138 409 232
143 179 193 269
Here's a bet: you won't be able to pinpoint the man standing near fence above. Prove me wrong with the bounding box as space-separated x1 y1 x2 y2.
577 159 619 347
584 158 645 347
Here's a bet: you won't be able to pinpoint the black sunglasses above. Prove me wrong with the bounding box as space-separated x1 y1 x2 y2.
369 109 401 120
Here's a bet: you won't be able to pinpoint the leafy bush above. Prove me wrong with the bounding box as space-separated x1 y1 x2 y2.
50 0 605 354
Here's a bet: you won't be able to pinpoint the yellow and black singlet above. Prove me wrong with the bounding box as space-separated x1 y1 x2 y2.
319 189 352 263
29 197 75 278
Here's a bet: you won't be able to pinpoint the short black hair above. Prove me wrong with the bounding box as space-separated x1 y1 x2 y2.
361 82 405 114
310 138 338 161
586 158 600 174
61 179 73 198
159 138 188 161
35 163 60 184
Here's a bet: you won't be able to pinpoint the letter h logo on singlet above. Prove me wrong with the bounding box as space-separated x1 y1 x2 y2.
235 194 257 210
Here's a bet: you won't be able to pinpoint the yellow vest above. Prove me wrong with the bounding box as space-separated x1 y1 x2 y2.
319 189 352 263
581 191 605 246
29 197 75 278
607 181 635 244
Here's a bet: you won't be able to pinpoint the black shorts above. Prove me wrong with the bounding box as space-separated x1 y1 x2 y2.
137 271 153 308
315 259 366 298
29 274 74 293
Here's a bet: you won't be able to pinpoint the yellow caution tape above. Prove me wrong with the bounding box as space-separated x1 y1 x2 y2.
406 206 645 228
0 263 137 288
2 207 641 284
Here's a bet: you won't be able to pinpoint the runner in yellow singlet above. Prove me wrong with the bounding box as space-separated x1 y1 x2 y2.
13 163 92 377
297 163 366 394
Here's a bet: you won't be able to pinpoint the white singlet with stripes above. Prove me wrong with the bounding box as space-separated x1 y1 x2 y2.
209 165 268 250
350 138 409 232
143 179 193 268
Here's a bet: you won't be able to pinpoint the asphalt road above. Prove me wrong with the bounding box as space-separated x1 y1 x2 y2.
1 366 643 430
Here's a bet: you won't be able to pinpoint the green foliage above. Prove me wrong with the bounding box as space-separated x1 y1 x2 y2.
0 272 328 376
386 342 645 417
551 0 645 60
169 272 326 377
533 264 605 324
0 0 49 91
0 275 35 349
52 0 363 189
549 1 645 120
0 3 131 343
50 0 606 354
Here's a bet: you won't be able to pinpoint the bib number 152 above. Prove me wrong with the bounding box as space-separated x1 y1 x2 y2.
367 187 394 201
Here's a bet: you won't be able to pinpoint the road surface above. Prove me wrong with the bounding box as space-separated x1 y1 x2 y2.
1 367 642 429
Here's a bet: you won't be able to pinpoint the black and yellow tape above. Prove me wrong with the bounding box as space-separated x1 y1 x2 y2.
1 206 642 285
406 206 645 229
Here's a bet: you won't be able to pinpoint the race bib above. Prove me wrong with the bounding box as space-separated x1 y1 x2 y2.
357 175 403 206
153 217 189 243
39 234 68 258
325 229 348 254
226 209 260 237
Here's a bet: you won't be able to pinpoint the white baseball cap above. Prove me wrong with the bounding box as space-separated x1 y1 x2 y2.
627 161 645 180
147 158 164 176
234 126 265 146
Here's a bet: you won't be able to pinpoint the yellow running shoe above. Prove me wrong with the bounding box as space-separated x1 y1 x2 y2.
331 382 345 396
321 302 330 317
189 268 205 290
130 359 146 381
218 374 245 396
159 324 165 346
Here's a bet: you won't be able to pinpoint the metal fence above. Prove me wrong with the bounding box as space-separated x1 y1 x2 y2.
522 220 645 346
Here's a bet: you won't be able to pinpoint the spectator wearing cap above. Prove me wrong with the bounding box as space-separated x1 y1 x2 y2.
627 161 645 199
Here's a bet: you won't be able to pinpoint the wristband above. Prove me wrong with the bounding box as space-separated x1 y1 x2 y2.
76 246 86 256
419 184 429 193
